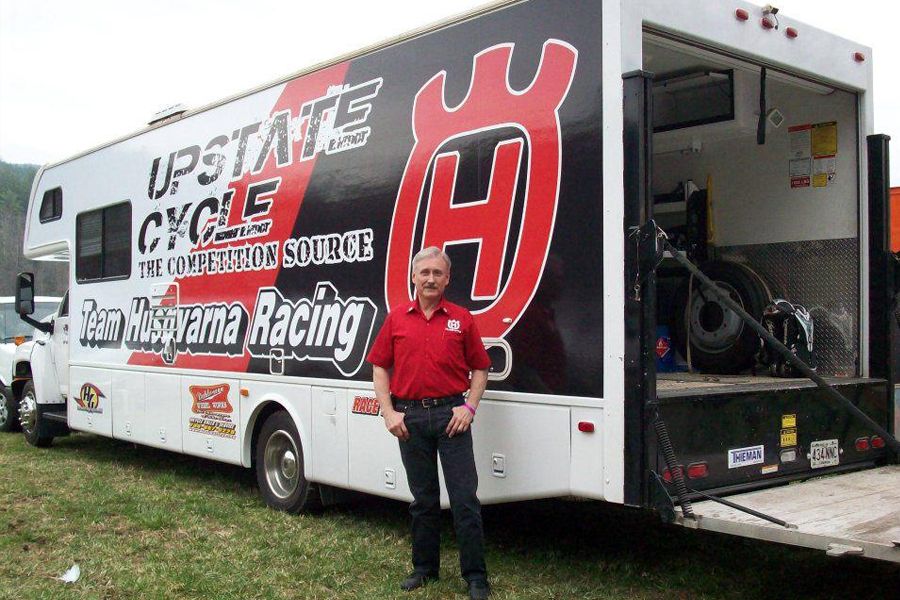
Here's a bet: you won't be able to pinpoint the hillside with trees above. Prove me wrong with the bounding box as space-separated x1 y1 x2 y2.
0 160 68 296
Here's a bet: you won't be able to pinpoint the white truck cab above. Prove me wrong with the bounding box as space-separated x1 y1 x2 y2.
0 295 60 432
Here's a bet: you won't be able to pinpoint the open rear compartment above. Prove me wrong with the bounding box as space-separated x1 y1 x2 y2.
642 34 892 495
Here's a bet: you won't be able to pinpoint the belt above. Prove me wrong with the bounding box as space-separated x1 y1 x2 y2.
391 393 463 409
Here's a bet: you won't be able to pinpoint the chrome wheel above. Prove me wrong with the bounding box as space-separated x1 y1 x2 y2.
264 429 300 499
19 390 37 437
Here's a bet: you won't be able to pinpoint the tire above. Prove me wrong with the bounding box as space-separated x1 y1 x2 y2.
19 381 54 447
255 410 320 513
672 260 771 374
0 385 19 432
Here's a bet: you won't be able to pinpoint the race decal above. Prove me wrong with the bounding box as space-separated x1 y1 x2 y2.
188 383 236 439
351 395 380 416
386 39 578 338
727 445 765 469
75 383 104 414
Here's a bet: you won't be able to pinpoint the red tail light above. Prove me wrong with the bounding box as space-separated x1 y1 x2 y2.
687 462 709 479
577 421 595 433
662 465 684 483
871 436 885 449
855 437 870 451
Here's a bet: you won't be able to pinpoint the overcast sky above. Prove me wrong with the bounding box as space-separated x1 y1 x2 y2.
1 0 897 183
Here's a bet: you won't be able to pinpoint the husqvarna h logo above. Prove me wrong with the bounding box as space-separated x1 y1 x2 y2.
386 40 577 338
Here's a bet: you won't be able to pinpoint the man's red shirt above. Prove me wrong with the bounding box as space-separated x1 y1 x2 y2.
367 296 491 400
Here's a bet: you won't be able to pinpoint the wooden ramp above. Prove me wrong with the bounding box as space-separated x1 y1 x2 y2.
676 466 900 563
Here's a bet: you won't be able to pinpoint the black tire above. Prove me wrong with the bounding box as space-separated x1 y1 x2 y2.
672 260 771 374
19 381 54 447
254 410 320 513
0 385 19 432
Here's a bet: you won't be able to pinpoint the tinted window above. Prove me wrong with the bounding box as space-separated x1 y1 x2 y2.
0 301 57 341
39 187 63 223
76 202 132 283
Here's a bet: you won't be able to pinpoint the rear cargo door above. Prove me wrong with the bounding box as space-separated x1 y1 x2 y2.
675 466 900 563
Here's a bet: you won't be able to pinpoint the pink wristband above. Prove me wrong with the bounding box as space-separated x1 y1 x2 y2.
464 402 477 416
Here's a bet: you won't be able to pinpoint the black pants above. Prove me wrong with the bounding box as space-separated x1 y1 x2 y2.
396 398 486 583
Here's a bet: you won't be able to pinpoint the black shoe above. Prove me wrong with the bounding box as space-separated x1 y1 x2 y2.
467 579 491 600
400 572 438 591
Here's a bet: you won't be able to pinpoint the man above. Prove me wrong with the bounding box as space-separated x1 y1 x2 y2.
367 246 491 600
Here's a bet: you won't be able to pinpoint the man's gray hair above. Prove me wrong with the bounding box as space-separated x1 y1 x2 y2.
411 246 451 272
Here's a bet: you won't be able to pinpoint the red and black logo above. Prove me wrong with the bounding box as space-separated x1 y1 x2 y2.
386 40 578 339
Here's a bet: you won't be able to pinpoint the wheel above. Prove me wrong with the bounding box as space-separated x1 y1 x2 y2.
0 385 19 432
255 410 320 513
19 381 54 447
672 260 772 374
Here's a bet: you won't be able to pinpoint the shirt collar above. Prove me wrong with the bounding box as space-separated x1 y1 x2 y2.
407 296 449 316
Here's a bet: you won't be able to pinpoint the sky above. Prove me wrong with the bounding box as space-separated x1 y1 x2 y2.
1 0 898 183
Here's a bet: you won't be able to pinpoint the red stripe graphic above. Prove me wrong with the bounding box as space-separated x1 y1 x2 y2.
128 63 351 370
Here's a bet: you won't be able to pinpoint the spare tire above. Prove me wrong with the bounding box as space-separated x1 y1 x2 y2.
672 260 772 374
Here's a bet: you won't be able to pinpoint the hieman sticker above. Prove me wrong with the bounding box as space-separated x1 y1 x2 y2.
728 445 764 469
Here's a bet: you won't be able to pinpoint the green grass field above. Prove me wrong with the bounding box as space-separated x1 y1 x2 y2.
0 431 897 599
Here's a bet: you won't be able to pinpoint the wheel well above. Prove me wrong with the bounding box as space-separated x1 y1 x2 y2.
250 402 287 468
11 362 33 400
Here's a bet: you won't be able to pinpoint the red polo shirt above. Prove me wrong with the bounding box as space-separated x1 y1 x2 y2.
367 297 491 400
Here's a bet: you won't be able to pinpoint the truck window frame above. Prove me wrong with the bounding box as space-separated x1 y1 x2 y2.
75 201 132 284
39 187 63 223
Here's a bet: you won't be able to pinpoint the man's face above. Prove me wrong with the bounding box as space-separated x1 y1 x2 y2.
411 255 450 303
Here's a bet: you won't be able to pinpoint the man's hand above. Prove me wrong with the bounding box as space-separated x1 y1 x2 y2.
446 405 474 437
383 409 410 441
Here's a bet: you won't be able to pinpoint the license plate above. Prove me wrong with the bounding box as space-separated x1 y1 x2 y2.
809 439 839 469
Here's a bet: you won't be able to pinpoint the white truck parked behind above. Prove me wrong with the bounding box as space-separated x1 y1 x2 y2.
13 0 900 563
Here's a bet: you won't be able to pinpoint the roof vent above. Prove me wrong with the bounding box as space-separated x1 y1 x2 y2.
148 103 188 125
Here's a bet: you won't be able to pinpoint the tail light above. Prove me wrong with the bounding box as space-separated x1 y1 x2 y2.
662 465 684 483
870 436 885 449
855 437 870 451
687 462 709 479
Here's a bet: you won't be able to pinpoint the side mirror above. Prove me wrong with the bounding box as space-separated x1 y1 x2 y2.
16 272 36 316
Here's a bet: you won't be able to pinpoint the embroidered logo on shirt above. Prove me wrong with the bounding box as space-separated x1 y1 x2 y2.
446 319 461 332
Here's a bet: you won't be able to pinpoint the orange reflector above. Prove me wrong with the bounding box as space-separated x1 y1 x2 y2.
855 437 870 451
14 336 25 346
871 436 885 449
735 8 749 21
240 388 249 397
577 421 594 433
687 462 708 479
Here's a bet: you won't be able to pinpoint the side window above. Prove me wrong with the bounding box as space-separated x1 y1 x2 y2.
76 202 132 283
39 187 63 223
59 292 69 318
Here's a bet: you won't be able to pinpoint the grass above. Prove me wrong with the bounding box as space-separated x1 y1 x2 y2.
0 432 897 599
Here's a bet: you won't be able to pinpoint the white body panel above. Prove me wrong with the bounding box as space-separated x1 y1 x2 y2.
17 0 879 513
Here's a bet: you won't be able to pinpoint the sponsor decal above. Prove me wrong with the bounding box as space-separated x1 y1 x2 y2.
780 428 797 447
247 282 377 377
188 383 236 439
75 383 105 414
189 384 233 414
727 445 765 469
386 40 578 339
351 396 380 416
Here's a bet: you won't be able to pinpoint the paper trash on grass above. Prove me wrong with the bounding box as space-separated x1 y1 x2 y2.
56 564 80 583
